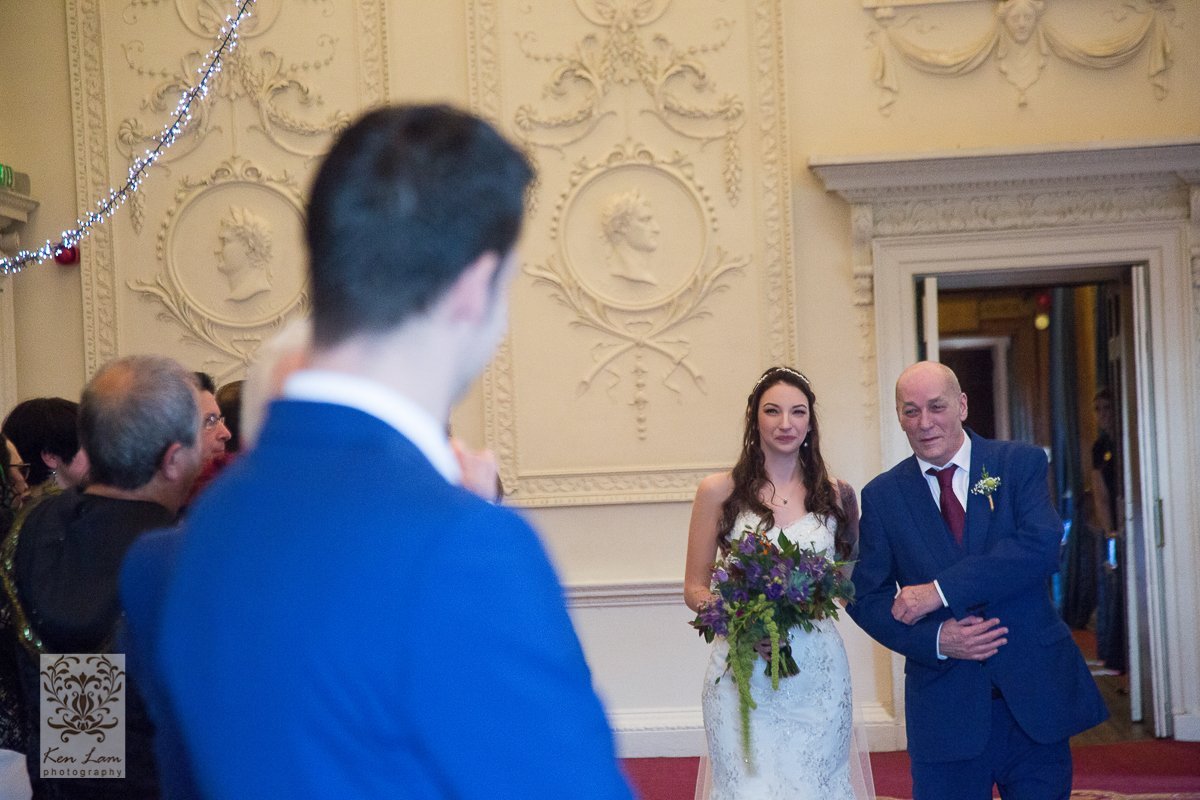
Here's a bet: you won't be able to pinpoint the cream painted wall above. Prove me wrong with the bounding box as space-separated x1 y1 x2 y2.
1 0 1197 756
0 1 85 402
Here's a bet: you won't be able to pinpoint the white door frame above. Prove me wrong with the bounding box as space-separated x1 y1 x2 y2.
811 140 1200 743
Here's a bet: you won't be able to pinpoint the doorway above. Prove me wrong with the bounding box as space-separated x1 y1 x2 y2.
929 273 1159 743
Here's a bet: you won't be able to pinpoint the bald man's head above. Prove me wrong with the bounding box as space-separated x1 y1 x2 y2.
895 361 968 465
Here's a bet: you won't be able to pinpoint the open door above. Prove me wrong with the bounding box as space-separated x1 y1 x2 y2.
920 267 1173 737
1112 268 1173 736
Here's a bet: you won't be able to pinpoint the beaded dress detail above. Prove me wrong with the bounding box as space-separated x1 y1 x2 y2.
699 510 862 800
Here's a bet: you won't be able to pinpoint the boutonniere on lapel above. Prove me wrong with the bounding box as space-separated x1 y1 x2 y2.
971 467 1001 511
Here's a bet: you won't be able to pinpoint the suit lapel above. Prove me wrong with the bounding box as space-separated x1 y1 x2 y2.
965 432 995 556
897 456 961 566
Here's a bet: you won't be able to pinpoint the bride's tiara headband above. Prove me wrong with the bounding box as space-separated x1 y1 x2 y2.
752 366 810 391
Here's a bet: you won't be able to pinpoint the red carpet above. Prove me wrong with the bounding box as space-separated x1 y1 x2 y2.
622 740 1200 800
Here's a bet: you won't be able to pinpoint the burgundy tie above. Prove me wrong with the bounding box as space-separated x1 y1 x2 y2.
928 465 965 546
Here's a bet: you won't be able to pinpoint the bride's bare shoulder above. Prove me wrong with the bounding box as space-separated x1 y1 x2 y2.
696 471 734 501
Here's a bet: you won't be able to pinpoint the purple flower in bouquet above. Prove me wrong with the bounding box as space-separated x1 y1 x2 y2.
786 582 811 604
696 597 729 638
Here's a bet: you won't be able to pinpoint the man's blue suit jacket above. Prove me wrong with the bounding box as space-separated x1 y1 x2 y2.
848 432 1106 763
143 400 632 799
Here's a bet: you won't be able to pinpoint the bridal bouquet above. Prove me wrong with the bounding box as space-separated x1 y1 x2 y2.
690 523 854 757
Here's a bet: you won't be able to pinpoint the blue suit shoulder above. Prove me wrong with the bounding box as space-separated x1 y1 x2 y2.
862 456 913 497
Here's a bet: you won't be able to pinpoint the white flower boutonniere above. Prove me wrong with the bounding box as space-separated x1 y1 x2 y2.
971 467 1001 510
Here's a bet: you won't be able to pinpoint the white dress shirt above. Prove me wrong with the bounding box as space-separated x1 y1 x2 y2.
283 369 462 486
914 434 971 658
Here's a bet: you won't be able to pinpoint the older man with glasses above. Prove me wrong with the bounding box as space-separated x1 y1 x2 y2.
192 372 232 466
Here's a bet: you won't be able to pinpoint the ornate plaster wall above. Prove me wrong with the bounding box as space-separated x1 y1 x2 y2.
1 0 1197 755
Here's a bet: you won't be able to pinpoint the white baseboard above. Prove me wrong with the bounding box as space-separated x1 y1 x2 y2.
1174 712 1200 742
859 701 906 753
610 708 706 758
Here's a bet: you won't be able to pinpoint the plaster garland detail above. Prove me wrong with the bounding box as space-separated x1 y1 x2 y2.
470 0 796 506
71 0 388 377
512 0 746 205
868 0 1177 111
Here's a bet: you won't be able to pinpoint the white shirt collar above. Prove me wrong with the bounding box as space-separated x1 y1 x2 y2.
915 432 972 477
282 370 462 485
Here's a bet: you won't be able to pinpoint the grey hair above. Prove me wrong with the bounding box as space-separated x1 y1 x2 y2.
80 355 199 490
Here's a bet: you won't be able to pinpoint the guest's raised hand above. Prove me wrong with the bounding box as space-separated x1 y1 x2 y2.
451 438 502 503
938 616 1008 661
891 581 943 624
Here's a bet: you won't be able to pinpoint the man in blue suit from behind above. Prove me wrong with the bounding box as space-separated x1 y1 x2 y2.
848 361 1106 800
131 104 632 798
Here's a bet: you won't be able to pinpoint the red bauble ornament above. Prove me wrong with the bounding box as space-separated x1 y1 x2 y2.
53 245 79 265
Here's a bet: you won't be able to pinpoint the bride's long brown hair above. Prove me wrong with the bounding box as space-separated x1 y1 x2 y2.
718 366 851 558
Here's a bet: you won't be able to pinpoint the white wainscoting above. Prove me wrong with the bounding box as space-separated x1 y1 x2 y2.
565 580 903 757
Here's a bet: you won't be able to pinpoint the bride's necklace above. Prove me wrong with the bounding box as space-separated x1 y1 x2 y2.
766 483 803 508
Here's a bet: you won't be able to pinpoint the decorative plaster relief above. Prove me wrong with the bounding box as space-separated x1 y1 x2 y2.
117 0 351 232
1191 185 1200 381
871 183 1187 237
470 0 796 506
69 0 120 371
512 0 745 204
526 141 746 440
129 157 307 378
849 205 877 427
71 0 388 375
867 0 1178 111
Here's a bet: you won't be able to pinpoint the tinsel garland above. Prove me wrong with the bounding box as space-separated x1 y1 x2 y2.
0 0 256 276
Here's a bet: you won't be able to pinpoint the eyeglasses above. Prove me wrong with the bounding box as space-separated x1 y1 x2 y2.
9 463 30 480
202 414 226 431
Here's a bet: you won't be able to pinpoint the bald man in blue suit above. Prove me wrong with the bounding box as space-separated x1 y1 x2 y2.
849 362 1106 800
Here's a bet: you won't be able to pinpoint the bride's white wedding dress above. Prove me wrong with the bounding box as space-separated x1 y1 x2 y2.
697 511 875 800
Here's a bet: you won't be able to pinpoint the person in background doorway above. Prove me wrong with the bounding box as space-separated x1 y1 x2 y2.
1091 388 1126 675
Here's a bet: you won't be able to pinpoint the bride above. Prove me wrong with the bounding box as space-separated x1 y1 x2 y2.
683 366 875 800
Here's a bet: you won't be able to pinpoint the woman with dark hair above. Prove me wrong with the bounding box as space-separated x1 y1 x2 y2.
1 398 88 501
0 436 30 793
684 366 873 800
